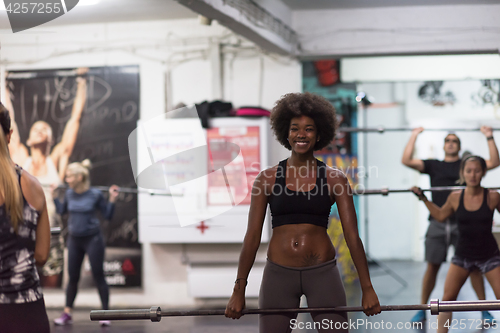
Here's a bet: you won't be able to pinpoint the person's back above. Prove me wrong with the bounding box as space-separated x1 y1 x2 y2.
0 104 51 333
0 168 51 333
0 168 43 303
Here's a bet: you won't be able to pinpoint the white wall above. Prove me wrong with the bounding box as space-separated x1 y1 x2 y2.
1 19 299 308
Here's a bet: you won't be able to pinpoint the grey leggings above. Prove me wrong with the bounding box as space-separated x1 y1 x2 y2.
259 258 348 333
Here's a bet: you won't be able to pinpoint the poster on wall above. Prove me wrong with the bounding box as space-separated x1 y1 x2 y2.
408 79 500 122
6 66 141 288
315 153 359 284
207 126 260 206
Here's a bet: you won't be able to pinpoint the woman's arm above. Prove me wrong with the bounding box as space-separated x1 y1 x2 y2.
20 170 50 265
52 189 68 216
98 186 119 220
51 68 88 180
495 191 500 213
34 201 50 266
411 187 455 222
225 171 269 319
4 81 29 166
331 170 381 316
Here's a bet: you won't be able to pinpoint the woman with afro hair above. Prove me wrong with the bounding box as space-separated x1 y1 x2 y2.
225 92 380 332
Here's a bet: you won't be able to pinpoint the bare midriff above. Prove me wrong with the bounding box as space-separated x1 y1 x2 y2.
268 223 336 267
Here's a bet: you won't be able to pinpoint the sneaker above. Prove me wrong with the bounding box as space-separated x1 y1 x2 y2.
99 320 111 327
410 310 426 322
482 311 496 324
54 312 73 326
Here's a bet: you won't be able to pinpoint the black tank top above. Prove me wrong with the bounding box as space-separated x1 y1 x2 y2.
455 188 498 260
269 159 333 228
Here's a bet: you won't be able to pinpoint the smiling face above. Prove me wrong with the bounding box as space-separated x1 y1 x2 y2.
288 115 319 153
443 134 460 156
461 159 485 187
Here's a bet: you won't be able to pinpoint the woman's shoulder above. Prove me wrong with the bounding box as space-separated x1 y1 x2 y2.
19 168 45 211
253 164 279 191
448 190 462 201
260 164 279 178
488 189 500 200
324 165 348 184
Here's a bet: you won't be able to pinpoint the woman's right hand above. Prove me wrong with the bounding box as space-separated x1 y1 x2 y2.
411 186 427 201
225 291 246 319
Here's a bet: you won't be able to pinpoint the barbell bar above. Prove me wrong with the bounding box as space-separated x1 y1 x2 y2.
89 299 500 322
353 186 500 196
43 184 182 196
337 127 500 133
45 184 500 197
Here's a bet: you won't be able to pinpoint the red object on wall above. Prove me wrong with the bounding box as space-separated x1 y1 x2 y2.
314 60 339 86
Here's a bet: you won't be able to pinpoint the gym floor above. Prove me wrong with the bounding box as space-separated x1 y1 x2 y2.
46 260 498 332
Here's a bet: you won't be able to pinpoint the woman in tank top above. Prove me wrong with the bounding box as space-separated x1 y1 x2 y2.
225 92 380 332
413 155 500 333
0 105 51 333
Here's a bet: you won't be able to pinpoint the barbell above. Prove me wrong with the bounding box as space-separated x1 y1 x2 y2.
46 184 500 197
44 184 182 196
337 127 499 133
353 186 500 196
89 299 500 322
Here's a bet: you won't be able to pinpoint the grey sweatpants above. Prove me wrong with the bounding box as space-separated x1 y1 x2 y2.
259 258 348 333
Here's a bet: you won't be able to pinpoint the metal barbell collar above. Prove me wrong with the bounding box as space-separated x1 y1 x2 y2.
90 299 500 322
50 227 61 235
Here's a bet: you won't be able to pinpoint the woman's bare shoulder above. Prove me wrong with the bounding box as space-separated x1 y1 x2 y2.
488 189 500 202
20 169 46 212
325 165 348 184
254 164 279 190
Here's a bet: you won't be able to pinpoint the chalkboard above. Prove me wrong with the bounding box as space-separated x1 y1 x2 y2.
7 66 140 249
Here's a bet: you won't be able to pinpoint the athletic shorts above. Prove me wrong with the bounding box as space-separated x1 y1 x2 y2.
425 218 458 264
451 254 500 273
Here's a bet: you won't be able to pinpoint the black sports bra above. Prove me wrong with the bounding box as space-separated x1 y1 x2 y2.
269 159 333 228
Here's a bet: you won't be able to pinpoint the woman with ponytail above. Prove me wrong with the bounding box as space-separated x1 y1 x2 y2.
0 104 51 333
52 159 119 327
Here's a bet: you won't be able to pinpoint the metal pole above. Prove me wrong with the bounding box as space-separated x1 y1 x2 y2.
337 127 500 133
45 184 182 196
89 299 500 322
362 105 370 256
353 186 500 196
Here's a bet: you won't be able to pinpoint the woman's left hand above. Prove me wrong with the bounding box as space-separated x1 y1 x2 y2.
361 286 381 316
109 185 120 203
